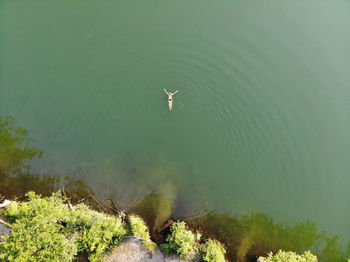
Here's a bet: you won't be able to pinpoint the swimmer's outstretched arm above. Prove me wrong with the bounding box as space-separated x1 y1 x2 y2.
164 88 170 95
170 90 179 95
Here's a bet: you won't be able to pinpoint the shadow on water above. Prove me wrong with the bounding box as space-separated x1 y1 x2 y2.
126 190 175 243
184 212 350 262
1 115 349 262
128 190 350 262
0 116 93 204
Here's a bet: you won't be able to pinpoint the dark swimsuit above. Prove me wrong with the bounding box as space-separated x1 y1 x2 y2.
168 98 172 101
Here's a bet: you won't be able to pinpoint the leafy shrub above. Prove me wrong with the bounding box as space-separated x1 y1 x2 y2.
0 217 77 262
161 221 201 259
61 203 127 261
201 239 226 262
79 210 127 262
129 215 156 251
0 191 76 262
0 191 128 262
4 191 69 222
259 250 318 262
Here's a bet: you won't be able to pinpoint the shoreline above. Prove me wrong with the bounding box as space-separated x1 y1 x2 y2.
0 191 321 262
0 175 348 261
0 115 347 261
0 191 226 262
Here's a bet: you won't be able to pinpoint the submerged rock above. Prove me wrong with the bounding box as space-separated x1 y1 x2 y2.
105 237 199 262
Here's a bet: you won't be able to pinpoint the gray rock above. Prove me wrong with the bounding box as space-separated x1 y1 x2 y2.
0 224 10 242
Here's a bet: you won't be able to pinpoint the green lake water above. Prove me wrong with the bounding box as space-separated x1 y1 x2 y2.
1 0 350 260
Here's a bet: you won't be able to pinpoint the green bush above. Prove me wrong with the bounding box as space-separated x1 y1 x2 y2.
0 191 128 262
201 239 226 262
79 209 127 262
1 216 77 262
62 203 128 261
259 250 318 262
0 191 75 262
161 221 201 259
129 215 156 251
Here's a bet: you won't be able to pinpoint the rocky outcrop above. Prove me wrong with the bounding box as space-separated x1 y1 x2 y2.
0 224 10 242
0 200 11 242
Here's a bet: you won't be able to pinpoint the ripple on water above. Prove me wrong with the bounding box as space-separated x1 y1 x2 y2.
139 30 321 207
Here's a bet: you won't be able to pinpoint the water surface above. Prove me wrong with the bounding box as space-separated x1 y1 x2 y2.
1 0 350 260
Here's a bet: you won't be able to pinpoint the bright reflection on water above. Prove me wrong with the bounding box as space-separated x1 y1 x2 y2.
1 1 350 261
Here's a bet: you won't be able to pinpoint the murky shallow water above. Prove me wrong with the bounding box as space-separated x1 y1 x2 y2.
1 0 350 260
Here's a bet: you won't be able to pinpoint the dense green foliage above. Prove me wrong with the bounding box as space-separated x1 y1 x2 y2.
129 215 156 251
0 191 76 262
0 191 128 262
201 239 226 262
259 250 318 262
161 221 201 259
69 204 127 262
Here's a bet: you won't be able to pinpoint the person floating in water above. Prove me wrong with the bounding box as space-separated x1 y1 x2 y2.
164 88 179 110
